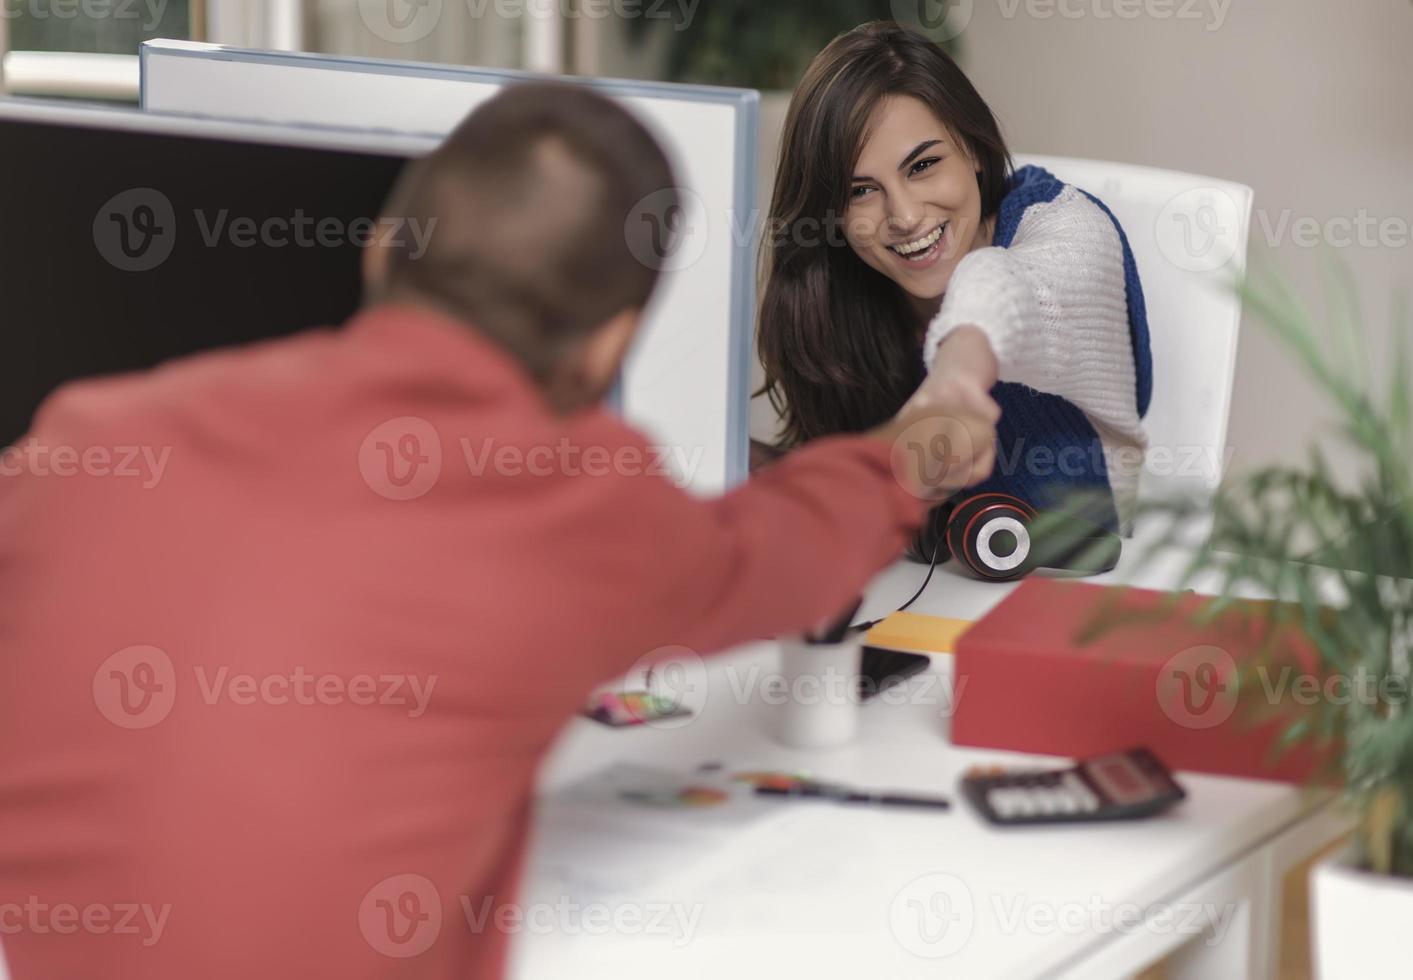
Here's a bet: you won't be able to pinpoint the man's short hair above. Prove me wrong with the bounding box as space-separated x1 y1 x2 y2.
377 82 677 380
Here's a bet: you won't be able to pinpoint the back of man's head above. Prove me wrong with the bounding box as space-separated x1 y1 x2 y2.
371 82 677 384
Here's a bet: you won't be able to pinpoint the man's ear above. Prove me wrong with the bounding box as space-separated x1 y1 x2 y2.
548 308 642 413
580 308 640 390
362 219 398 295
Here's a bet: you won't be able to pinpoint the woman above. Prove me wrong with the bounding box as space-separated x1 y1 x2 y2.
757 21 1151 557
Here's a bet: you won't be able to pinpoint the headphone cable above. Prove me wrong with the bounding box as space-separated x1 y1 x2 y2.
850 532 945 634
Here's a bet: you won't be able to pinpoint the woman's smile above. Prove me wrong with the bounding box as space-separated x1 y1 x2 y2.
887 220 949 269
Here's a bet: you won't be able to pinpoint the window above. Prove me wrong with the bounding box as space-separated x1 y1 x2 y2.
6 0 193 54
1 0 194 101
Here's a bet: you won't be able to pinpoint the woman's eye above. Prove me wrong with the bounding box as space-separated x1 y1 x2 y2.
850 185 876 200
911 157 940 177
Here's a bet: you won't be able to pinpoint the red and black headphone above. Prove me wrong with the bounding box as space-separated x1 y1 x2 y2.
849 491 1125 636
942 492 1123 582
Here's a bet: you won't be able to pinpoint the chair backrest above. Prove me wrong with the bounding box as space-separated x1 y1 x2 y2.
1014 154 1253 502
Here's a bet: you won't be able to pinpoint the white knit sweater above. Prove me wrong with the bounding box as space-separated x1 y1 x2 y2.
922 183 1148 534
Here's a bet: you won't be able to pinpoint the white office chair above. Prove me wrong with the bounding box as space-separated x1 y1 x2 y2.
1013 154 1255 505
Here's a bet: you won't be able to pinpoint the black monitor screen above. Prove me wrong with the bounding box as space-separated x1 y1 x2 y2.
0 115 412 447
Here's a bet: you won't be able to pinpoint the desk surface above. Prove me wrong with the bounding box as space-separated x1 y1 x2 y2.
511 525 1339 979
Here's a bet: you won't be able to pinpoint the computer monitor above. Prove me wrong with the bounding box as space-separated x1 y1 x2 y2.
0 100 440 450
140 40 759 495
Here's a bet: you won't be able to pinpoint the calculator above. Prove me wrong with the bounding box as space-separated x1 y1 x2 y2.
961 748 1186 826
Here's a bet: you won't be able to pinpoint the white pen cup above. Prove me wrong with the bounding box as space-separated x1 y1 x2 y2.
772 636 863 750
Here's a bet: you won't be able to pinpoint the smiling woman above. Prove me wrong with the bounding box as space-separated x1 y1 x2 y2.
757 21 1153 555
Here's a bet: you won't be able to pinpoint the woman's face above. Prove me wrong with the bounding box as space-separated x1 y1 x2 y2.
844 95 989 307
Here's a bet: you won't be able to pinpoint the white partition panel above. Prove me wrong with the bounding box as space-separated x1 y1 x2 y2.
141 40 759 496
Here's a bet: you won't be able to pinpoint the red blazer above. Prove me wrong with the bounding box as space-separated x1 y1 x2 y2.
0 304 926 980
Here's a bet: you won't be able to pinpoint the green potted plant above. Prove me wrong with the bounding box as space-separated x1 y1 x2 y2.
1057 263 1411 977
625 1 957 91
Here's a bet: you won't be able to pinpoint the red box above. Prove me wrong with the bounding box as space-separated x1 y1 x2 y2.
951 579 1329 783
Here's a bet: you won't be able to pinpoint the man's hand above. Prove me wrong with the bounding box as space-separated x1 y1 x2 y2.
873 323 1004 498
871 383 999 500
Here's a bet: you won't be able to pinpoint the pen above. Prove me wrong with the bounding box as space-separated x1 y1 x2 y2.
755 783 951 811
806 596 865 645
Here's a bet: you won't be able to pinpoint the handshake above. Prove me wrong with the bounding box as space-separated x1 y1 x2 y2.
872 369 1002 501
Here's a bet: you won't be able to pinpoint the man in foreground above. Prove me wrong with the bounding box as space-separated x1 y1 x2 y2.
0 83 996 978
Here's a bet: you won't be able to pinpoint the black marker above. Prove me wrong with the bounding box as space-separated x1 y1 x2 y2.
756 782 951 811
806 596 864 645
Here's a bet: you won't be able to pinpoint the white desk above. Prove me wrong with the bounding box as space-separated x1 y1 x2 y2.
510 526 1349 980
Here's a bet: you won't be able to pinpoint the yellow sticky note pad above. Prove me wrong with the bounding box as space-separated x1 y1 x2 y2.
865 612 974 655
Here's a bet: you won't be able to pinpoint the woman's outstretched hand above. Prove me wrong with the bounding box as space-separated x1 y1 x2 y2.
928 323 1000 405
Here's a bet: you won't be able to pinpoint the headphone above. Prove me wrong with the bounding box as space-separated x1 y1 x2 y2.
943 492 1123 582
851 491 1125 635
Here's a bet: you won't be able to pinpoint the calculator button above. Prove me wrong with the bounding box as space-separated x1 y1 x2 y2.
987 789 1017 818
1063 775 1100 811
988 789 1014 816
1011 792 1039 817
1033 792 1061 815
1004 791 1032 818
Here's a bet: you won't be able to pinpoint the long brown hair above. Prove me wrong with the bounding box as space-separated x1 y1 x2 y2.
758 22 1012 446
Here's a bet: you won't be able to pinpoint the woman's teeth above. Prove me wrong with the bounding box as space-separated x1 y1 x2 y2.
890 223 945 260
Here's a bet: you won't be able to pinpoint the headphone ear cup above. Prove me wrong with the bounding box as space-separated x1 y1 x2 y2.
906 500 957 565
946 493 1038 582
944 496 983 572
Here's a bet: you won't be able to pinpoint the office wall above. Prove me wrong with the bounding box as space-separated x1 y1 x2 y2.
306 0 521 67
204 0 296 50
